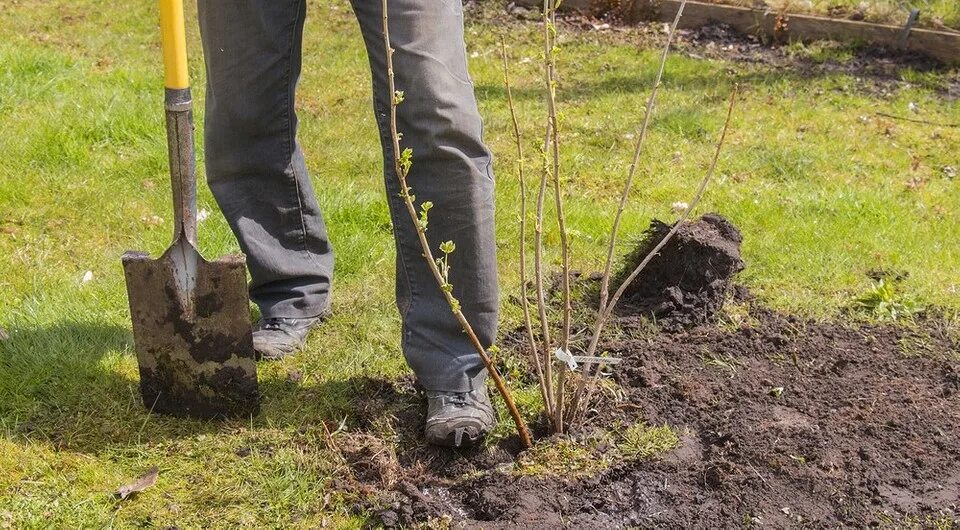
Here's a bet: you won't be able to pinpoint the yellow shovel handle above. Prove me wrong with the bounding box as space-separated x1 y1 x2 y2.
159 0 189 90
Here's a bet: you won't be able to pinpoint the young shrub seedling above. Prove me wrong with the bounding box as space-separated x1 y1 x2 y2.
504 0 740 433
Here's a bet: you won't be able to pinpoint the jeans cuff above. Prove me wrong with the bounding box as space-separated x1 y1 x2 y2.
416 364 488 392
259 298 332 320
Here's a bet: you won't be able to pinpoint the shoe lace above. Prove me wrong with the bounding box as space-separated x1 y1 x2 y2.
430 391 468 408
261 317 290 331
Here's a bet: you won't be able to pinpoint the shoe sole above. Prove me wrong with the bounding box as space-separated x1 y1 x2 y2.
425 424 491 448
427 432 483 448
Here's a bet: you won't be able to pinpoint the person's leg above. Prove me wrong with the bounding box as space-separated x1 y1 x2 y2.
350 0 499 393
197 0 333 323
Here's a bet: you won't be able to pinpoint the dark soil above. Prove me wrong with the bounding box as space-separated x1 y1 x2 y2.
674 23 959 98
341 306 959 528
615 213 744 329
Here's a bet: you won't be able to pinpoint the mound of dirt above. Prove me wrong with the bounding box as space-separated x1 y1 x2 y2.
615 213 744 328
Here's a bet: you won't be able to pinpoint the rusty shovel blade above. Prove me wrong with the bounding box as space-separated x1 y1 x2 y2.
122 238 259 419
123 81 259 419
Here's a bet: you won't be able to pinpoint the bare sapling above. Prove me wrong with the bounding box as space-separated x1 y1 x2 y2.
381 0 532 448
531 26 556 423
504 0 739 433
571 0 689 420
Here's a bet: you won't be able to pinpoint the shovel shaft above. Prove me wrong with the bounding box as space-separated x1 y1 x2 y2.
165 89 197 246
159 0 197 246
160 0 189 90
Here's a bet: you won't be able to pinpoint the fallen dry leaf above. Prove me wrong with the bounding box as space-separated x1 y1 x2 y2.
905 176 927 191
116 466 159 500
0 327 8 341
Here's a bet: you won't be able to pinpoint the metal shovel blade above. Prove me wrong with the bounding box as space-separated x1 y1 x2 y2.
122 238 259 419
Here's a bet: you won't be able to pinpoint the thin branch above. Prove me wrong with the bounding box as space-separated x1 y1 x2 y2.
534 133 555 420
608 88 738 330
501 36 549 411
874 112 959 128
381 0 531 448
543 0 571 433
572 86 740 421
597 0 688 315
533 2 555 423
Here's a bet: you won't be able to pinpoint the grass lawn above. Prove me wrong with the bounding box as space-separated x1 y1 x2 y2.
1 0 958 527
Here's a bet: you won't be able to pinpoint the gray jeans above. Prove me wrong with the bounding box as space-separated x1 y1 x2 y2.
196 0 498 392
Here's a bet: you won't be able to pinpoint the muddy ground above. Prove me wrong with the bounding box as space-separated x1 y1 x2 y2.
336 218 959 528
332 13 960 528
341 302 958 528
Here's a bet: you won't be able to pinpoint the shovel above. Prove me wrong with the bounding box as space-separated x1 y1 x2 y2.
121 0 259 419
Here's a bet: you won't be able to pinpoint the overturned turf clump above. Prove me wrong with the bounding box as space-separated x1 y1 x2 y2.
616 213 744 327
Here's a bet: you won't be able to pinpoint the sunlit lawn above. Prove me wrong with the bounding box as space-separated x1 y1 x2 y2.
1 0 958 526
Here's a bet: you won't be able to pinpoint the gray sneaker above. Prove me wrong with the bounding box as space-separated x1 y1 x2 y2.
252 316 322 361
424 385 496 448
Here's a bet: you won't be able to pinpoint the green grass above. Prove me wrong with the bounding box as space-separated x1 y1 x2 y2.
515 438 611 476
1 0 959 527
514 422 681 476
618 422 681 460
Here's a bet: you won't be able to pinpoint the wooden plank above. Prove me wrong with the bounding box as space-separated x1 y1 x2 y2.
513 0 960 65
644 1 959 65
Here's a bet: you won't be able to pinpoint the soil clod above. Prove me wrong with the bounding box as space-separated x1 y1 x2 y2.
616 213 744 328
